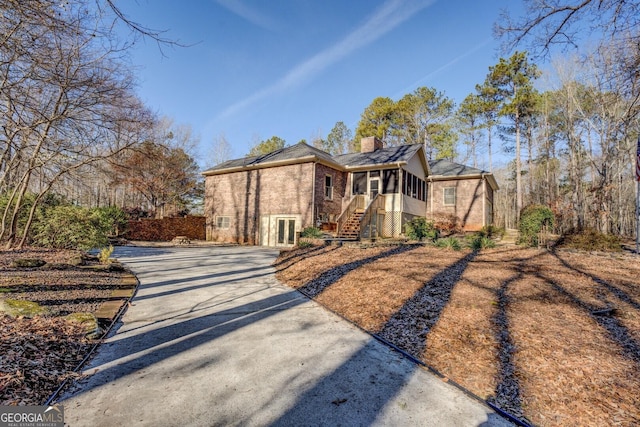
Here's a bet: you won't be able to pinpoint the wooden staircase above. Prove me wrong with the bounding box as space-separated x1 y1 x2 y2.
338 209 365 240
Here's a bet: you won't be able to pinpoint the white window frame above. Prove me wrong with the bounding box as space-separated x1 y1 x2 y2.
324 175 333 200
443 187 456 206
216 216 230 229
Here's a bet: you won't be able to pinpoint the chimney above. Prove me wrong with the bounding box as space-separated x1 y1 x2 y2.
360 136 383 153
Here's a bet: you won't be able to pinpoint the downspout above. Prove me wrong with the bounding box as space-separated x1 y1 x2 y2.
481 173 487 227
397 163 403 237
428 176 434 218
311 162 316 229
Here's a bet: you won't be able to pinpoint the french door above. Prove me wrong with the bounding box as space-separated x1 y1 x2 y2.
277 218 296 246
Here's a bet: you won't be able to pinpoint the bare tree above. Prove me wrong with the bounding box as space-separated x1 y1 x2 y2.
496 0 640 119
208 133 233 166
0 0 154 248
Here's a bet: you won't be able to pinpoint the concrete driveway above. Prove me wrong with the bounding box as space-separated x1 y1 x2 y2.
60 246 512 426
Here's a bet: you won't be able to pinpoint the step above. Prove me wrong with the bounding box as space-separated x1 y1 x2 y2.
94 300 126 321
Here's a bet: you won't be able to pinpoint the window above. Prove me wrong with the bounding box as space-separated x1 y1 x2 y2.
443 187 456 206
352 172 367 195
216 216 230 229
401 170 426 201
402 170 407 195
412 175 418 198
325 175 333 200
383 169 398 193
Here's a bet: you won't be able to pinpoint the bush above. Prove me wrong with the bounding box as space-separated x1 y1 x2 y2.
518 205 555 247
92 206 128 237
404 217 438 242
98 245 114 264
297 240 315 249
435 237 462 250
32 205 112 250
478 225 505 240
0 192 65 242
558 229 622 252
468 234 496 250
431 212 462 235
300 226 323 238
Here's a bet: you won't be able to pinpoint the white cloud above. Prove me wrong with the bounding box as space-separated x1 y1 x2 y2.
215 0 279 32
395 37 493 97
216 0 436 121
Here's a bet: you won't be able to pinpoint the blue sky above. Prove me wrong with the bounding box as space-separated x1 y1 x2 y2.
117 0 525 168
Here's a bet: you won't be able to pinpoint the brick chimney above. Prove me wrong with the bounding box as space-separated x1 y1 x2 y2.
360 136 383 153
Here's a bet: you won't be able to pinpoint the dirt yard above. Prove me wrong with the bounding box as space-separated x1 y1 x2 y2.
0 248 129 405
275 243 640 427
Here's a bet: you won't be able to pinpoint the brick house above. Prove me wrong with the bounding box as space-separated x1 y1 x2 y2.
202 137 498 246
427 160 498 232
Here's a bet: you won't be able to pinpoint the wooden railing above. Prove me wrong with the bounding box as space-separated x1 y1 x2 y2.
360 194 386 240
337 195 365 236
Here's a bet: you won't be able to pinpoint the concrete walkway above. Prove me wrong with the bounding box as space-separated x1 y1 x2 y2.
60 246 512 427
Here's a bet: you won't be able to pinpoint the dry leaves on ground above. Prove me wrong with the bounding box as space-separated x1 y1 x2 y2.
0 247 129 405
0 315 91 405
275 244 640 427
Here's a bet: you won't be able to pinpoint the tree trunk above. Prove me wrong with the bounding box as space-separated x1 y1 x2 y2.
515 110 523 218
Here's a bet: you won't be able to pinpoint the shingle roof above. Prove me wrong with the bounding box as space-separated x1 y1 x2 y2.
334 144 422 167
428 159 488 177
203 142 425 175
202 142 337 174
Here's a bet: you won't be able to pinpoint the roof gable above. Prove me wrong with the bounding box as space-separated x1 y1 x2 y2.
428 159 499 190
428 159 487 177
202 142 339 175
334 144 424 168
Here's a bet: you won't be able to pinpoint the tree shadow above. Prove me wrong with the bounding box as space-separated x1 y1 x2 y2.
272 244 338 271
298 244 419 298
487 271 525 421
551 249 640 311
59 290 308 400
377 250 478 359
535 265 640 365
61 246 507 426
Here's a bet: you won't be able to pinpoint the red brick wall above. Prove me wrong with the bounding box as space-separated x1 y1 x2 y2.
125 216 206 241
204 163 315 244
314 164 347 223
428 178 486 231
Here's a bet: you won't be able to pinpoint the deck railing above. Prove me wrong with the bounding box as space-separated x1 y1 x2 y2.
336 195 365 236
360 194 386 240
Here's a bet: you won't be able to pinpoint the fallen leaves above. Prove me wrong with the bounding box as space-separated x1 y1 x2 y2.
0 315 91 405
0 247 130 405
276 244 640 427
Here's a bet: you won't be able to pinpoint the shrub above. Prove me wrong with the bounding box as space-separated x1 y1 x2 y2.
431 212 462 235
518 205 555 247
468 235 496 250
558 229 622 252
297 240 315 249
32 205 111 250
0 191 64 242
479 225 505 240
92 206 128 237
98 245 114 264
435 236 461 250
404 217 439 242
300 226 323 238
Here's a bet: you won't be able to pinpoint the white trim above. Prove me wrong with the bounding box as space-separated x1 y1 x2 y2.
443 187 456 206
